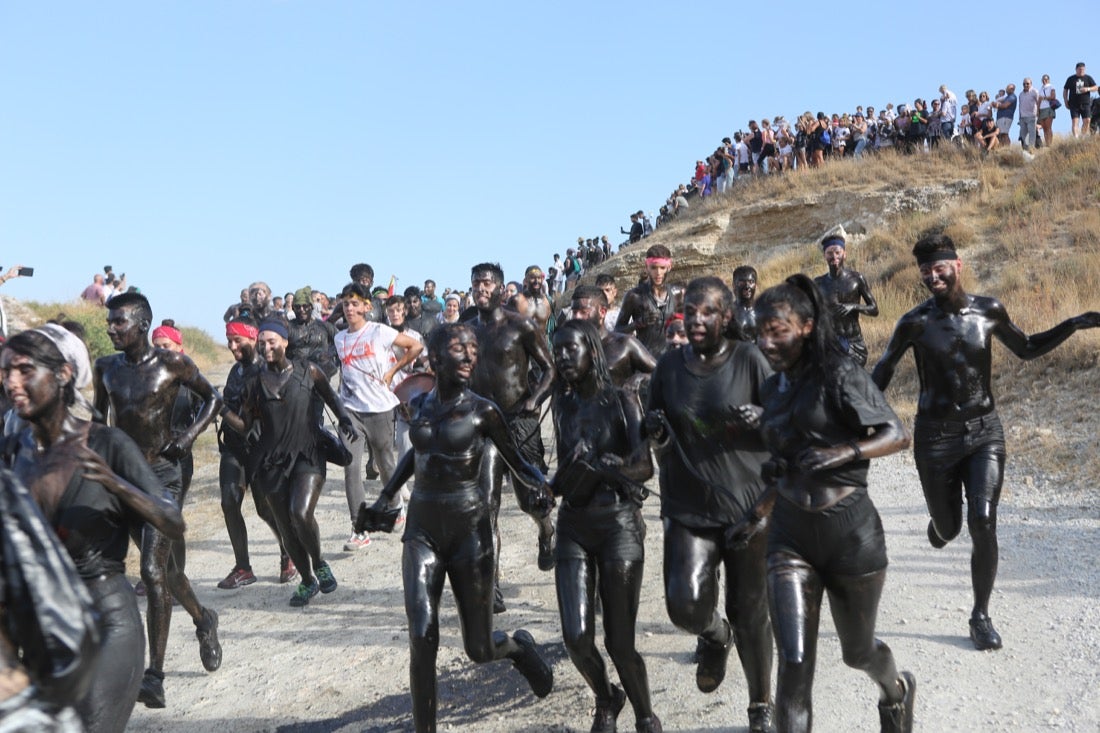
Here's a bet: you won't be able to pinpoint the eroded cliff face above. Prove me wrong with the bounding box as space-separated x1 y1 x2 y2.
583 181 979 287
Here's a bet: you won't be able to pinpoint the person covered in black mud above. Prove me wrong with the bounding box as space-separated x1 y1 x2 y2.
731 265 759 342
550 319 661 733
355 322 555 733
466 262 557 609
0 465 99 733
220 319 357 607
91 292 222 709
645 277 775 732
214 317 295 590
751 274 915 733
286 285 339 379
813 233 878 366
569 285 656 392
872 231 1100 651
615 244 684 358
2 326 185 733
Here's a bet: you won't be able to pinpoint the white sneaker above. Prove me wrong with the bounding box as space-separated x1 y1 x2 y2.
344 532 371 551
394 504 407 529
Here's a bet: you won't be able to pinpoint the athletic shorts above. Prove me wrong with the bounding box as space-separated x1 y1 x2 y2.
556 490 645 564
404 485 493 565
768 490 887 576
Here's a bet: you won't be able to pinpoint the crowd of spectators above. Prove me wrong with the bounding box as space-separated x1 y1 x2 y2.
79 265 134 306
660 63 1099 211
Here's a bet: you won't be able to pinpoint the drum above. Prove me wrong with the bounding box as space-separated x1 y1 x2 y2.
393 372 435 420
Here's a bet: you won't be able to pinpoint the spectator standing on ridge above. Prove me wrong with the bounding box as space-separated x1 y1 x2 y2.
1064 62 1098 137
1038 74 1058 146
939 85 958 138
622 213 643 245
1017 78 1041 152
992 84 1018 144
81 274 107 305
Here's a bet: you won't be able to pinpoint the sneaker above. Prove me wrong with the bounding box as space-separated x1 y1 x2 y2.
134 579 147 597
537 527 556 571
344 532 372 551
969 615 1003 650
591 685 626 733
365 463 380 480
696 623 733 693
217 566 257 590
137 669 165 709
316 563 338 594
195 608 222 672
747 701 774 732
493 585 507 614
635 715 663 733
511 629 553 698
279 556 298 584
289 580 320 607
393 504 407 529
878 671 916 733
927 520 947 549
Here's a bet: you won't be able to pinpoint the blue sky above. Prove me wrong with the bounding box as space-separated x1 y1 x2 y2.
1 1 1089 338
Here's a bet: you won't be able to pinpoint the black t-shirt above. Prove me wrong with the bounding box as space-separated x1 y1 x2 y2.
760 359 897 495
648 341 772 528
1064 73 1096 108
4 424 166 580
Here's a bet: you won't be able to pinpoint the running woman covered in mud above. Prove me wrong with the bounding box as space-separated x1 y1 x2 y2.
356 322 555 733
751 274 915 732
550 319 660 733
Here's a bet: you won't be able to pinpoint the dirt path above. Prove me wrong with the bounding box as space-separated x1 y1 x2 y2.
126 420 1099 733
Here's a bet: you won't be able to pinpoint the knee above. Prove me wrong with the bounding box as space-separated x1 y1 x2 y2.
140 555 166 585
968 510 996 541
603 631 637 663
840 642 876 672
462 637 495 665
665 585 707 634
220 485 243 513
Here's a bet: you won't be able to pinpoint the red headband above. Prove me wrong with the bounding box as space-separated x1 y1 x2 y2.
226 322 258 340
646 257 672 267
151 325 182 346
664 313 684 330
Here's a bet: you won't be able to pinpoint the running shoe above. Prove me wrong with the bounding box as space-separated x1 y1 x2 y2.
635 716 663 733
217 566 257 590
696 622 734 693
289 580 320 607
878 671 916 733
969 615 1003 650
747 701 774 732
511 629 553 698
591 684 626 733
138 669 166 708
393 504 407 529
316 563 338 594
279 556 299 584
195 608 222 672
344 532 372 551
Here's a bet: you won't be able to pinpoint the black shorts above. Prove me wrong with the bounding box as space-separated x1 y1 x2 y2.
556 490 645 564
913 412 1005 521
768 490 887 576
506 411 547 472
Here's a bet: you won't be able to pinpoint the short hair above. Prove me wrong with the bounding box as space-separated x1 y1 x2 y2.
424 278 436 287
571 284 608 307
732 265 758 281
912 232 958 260
506 281 522 291
595 273 616 287
644 244 672 260
385 295 406 309
470 262 504 284
685 276 733 312
403 285 421 299
350 263 374 282
340 282 372 301
108 292 153 324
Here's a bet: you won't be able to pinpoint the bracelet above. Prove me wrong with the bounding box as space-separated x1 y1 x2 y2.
847 440 863 462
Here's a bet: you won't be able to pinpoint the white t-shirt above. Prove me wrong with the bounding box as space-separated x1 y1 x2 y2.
604 306 621 333
390 327 423 388
1039 83 1056 110
335 322 400 413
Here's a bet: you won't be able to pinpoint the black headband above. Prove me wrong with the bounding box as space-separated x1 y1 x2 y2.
915 250 958 265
